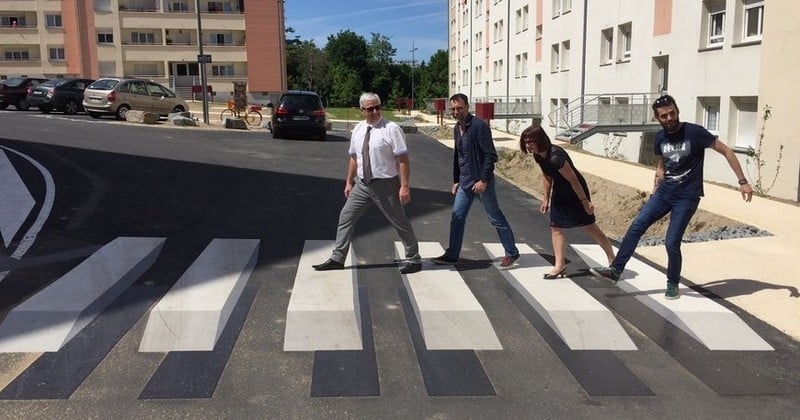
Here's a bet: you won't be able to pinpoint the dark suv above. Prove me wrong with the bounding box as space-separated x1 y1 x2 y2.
0 77 49 110
27 78 94 114
268 91 327 140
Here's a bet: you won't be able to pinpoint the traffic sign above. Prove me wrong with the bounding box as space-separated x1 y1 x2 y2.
198 54 212 63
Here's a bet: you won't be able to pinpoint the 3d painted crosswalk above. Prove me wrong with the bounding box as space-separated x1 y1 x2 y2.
0 237 780 400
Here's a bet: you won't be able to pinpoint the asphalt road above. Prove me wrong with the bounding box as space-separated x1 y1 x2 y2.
0 110 798 419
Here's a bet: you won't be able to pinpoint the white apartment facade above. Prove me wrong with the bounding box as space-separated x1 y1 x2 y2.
450 0 799 202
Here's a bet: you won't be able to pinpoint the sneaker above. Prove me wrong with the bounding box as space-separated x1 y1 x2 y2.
432 254 458 265
589 266 620 283
499 254 520 269
665 283 680 300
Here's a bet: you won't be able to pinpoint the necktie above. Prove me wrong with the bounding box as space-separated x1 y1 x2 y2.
362 126 373 183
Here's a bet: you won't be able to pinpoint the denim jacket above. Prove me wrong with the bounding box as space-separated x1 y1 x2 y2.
452 113 497 187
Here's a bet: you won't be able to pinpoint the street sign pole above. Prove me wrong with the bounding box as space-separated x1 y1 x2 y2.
195 0 209 124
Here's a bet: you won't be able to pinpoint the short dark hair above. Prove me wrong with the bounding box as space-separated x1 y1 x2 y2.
652 94 677 113
449 93 469 107
519 125 551 154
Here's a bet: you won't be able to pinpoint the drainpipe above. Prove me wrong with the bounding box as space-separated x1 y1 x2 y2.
580 0 588 123
505 0 511 131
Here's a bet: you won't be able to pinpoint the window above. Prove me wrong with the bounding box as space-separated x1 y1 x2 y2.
618 23 632 60
702 100 721 133
131 32 156 44
474 66 482 84
709 10 725 44
462 69 469 86
5 50 30 61
516 9 522 33
560 40 570 71
743 0 763 40
601 28 614 64
97 32 114 43
552 0 570 17
522 6 529 31
494 20 504 42
94 0 112 12
552 0 560 17
171 2 189 12
212 64 234 76
49 47 65 60
515 53 528 78
550 43 560 72
1 16 25 28
46 14 62 28
733 97 758 147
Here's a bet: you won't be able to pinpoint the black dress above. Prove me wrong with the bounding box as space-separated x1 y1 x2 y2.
533 145 595 228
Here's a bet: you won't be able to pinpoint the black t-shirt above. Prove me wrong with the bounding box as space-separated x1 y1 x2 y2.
654 122 716 197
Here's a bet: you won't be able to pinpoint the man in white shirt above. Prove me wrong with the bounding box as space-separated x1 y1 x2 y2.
313 92 422 274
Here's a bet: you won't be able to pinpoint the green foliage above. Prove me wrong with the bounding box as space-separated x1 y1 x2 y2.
284 29 446 110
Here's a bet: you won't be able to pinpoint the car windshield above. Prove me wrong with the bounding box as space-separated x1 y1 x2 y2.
2 77 25 87
87 79 119 90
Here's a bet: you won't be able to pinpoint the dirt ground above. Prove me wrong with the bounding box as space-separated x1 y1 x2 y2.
419 124 743 241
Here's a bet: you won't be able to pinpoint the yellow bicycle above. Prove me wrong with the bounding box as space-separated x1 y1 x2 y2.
220 100 263 126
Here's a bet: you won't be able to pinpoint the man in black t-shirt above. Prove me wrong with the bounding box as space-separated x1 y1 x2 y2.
590 95 753 299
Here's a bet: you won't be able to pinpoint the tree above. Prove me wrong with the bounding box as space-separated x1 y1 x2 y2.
416 50 449 105
366 33 396 103
325 30 368 71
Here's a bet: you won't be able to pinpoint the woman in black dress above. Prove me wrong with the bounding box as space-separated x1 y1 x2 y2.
520 126 615 278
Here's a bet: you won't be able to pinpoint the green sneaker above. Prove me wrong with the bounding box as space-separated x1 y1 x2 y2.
665 283 680 300
589 266 620 284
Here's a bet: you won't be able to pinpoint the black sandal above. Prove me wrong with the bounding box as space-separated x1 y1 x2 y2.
543 267 567 279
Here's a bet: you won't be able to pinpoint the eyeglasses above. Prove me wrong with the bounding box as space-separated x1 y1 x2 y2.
361 105 381 113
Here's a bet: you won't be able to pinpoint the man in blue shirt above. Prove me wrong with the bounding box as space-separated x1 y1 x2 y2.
433 93 520 268
590 94 753 299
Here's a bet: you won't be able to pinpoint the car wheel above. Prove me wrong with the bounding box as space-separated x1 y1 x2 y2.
171 106 185 114
0 103 8 110
64 100 79 115
16 98 30 111
40 106 52 114
272 128 282 139
115 104 131 120
88 111 102 119
318 130 327 141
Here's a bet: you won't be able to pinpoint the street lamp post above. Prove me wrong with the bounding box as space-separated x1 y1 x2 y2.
410 42 418 113
195 0 209 124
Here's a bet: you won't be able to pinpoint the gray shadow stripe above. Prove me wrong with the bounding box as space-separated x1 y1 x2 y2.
601 285 799 396
138 285 258 400
506 285 654 397
0 286 165 400
311 286 379 397
399 287 495 397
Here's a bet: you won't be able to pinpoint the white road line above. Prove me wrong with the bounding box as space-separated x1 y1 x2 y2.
139 238 260 352
0 149 35 248
284 240 362 351
0 237 166 352
484 243 636 350
0 146 55 284
571 244 774 351
398 241 503 350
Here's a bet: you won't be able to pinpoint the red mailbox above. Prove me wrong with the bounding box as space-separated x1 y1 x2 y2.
474 102 495 121
434 98 446 111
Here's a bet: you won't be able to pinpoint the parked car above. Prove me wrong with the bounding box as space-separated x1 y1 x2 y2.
27 78 95 115
267 91 327 140
0 77 49 110
82 77 189 120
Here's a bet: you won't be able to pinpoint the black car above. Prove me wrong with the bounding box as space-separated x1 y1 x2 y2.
268 91 327 140
0 77 49 110
27 78 95 114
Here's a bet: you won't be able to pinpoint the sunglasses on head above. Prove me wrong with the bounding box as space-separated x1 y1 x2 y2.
653 95 675 108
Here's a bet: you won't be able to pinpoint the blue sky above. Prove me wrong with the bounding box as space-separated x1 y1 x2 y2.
284 0 448 64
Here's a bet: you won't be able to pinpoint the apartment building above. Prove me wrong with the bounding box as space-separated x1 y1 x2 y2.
450 0 799 202
0 0 286 99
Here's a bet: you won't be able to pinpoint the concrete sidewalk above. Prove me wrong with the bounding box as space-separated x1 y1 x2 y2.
408 110 800 341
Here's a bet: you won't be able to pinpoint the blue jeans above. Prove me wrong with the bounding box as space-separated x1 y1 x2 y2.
611 187 700 285
445 180 519 259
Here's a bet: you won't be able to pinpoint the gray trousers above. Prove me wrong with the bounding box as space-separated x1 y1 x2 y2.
331 177 420 263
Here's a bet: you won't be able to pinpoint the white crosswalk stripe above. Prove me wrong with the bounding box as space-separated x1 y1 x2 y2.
571 244 774 351
0 237 166 352
139 238 260 352
396 241 503 350
484 243 637 350
283 240 362 351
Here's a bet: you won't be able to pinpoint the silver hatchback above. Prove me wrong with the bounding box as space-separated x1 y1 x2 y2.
82 78 188 120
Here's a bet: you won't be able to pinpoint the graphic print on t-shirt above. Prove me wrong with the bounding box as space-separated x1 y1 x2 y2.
661 139 692 183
